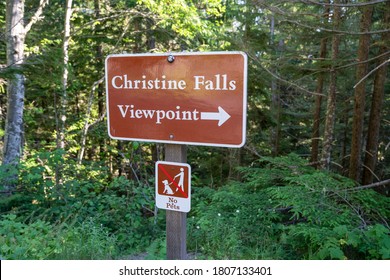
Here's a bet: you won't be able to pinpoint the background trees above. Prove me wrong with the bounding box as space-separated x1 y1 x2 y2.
2 0 48 193
0 0 389 259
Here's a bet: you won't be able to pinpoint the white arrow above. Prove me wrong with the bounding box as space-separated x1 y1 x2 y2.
201 106 231 126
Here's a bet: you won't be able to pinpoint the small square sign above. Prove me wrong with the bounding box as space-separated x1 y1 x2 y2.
155 161 191 213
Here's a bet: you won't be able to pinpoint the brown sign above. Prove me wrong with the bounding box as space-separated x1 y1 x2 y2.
105 52 247 147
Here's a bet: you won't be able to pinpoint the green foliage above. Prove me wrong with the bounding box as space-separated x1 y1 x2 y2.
144 236 167 260
1 152 388 260
0 214 58 260
0 164 19 192
17 149 108 203
189 186 282 259
1 0 389 261
139 0 227 49
361 224 390 259
52 218 118 260
0 215 117 260
140 0 203 38
0 149 159 258
189 154 390 259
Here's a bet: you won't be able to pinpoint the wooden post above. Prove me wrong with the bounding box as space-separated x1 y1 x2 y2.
165 144 187 260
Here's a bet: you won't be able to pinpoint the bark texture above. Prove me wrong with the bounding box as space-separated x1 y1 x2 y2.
362 1 390 186
349 4 373 182
3 0 25 167
320 1 341 170
310 37 328 167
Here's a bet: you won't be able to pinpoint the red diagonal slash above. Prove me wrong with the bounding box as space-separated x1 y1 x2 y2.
158 164 188 198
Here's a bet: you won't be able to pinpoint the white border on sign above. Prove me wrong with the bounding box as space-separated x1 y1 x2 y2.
155 161 191 213
105 51 248 148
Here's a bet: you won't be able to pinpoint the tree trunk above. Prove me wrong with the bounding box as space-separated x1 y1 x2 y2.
341 110 350 176
362 1 390 186
59 0 73 150
270 15 281 156
2 0 26 193
54 0 72 191
349 5 373 182
310 3 330 168
94 0 105 160
270 80 281 157
94 0 104 116
77 78 104 165
320 1 341 170
310 37 328 167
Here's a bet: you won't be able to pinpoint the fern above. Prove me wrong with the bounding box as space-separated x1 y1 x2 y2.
190 153 390 259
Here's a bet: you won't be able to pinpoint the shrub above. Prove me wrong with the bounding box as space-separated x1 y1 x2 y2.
53 218 118 260
189 154 390 259
0 215 118 260
0 214 58 260
1 150 159 255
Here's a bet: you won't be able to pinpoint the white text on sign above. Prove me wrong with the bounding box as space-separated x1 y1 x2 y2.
117 105 230 126
166 197 180 210
111 74 236 91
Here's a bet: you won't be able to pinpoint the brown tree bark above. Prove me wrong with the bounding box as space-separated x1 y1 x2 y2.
320 1 341 170
270 15 282 156
311 2 330 168
362 1 390 186
310 36 328 167
94 0 105 160
94 0 104 119
349 4 373 182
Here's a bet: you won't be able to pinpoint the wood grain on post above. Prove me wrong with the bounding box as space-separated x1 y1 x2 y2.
165 144 187 260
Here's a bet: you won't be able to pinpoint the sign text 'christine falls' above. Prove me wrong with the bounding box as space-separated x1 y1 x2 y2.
105 52 247 147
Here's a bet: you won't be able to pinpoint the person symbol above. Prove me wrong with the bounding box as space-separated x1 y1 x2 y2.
162 179 174 195
173 168 185 193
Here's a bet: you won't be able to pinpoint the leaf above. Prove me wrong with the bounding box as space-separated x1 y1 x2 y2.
329 246 345 260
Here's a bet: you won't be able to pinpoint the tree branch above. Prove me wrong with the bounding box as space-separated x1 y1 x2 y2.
254 1 389 35
343 179 390 192
77 77 104 164
353 58 390 89
258 0 390 7
249 53 326 97
335 50 390 71
302 0 388 7
24 0 49 34
281 19 389 36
